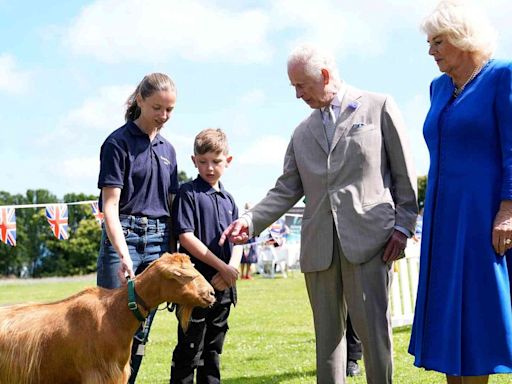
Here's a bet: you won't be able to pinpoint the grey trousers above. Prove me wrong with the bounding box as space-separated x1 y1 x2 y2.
304 237 393 384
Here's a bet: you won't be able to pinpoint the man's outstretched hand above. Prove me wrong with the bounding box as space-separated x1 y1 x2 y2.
219 218 250 245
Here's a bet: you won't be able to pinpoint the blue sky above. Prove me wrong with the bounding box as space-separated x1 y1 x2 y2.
1 0 511 208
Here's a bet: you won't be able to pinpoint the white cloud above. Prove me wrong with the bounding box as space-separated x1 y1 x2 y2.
270 0 512 60
62 156 99 178
237 135 289 166
229 89 267 137
240 89 266 106
38 84 132 149
32 85 134 195
0 54 32 94
64 0 273 64
61 0 512 66
401 93 430 176
270 0 433 58
62 85 132 133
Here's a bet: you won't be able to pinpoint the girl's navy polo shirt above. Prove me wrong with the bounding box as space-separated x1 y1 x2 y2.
98 121 178 218
172 176 239 281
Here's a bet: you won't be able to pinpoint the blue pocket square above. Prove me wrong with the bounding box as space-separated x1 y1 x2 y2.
352 122 366 128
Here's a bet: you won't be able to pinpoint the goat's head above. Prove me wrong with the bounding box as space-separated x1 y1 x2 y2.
152 253 215 330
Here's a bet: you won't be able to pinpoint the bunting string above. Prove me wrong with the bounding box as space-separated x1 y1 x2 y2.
0 200 102 247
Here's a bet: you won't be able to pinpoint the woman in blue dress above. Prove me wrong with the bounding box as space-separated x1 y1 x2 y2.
409 1 512 383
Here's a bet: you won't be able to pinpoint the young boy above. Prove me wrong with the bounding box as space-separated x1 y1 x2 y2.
170 128 239 384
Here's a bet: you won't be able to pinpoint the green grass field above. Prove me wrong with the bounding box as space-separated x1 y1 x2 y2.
1 273 510 383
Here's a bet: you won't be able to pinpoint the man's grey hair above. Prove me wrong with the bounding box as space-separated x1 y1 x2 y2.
421 0 497 58
287 44 342 91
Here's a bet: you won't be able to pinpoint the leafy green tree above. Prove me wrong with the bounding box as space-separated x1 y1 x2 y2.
0 190 58 276
39 218 101 276
417 175 427 211
0 190 101 277
26 190 60 275
0 171 195 276
37 193 101 276
0 191 27 275
179 170 192 184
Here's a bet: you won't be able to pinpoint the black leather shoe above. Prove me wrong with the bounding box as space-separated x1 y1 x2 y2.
347 360 361 377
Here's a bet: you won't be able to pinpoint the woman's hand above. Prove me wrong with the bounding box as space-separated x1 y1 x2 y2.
118 255 135 282
492 200 512 255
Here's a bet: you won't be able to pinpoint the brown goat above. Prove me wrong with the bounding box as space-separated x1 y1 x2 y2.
0 252 215 384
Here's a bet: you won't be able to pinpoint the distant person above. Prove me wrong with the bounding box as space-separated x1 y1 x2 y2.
96 73 179 383
270 216 291 245
409 1 512 383
240 203 258 280
220 43 417 384
241 242 258 280
170 128 239 384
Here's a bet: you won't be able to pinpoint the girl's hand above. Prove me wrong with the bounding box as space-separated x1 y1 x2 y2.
117 255 135 282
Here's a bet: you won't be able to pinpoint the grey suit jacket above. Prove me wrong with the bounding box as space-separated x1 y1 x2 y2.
251 86 418 272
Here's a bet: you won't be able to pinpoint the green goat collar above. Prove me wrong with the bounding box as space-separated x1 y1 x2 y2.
127 279 147 322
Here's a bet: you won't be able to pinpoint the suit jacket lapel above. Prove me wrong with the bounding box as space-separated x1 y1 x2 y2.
310 109 329 155
331 87 363 151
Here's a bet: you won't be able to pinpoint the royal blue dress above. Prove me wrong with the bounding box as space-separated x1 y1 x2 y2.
408 60 512 376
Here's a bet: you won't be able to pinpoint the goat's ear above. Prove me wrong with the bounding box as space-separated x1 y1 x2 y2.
169 266 200 285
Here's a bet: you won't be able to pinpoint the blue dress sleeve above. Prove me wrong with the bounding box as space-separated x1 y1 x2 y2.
496 62 512 200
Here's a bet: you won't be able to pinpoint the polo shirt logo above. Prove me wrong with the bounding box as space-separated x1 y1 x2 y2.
160 156 171 165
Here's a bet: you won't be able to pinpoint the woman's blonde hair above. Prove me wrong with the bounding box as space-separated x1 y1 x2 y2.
421 0 497 58
125 73 176 121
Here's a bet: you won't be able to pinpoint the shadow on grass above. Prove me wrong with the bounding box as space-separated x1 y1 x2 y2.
223 370 316 384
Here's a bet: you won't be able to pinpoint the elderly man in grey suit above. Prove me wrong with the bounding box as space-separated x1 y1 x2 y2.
219 44 417 384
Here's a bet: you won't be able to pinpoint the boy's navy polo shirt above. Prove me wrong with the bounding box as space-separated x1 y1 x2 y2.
172 176 239 282
98 121 179 218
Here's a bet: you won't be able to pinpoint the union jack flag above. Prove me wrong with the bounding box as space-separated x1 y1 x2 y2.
45 204 69 240
90 202 104 226
0 207 16 247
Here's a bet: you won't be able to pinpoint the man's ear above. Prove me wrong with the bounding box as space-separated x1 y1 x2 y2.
321 68 330 85
226 155 233 166
191 155 197 168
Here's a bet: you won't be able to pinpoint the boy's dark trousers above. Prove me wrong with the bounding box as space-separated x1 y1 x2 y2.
170 301 231 384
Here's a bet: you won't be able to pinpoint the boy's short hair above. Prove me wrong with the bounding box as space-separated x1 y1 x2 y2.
194 128 229 155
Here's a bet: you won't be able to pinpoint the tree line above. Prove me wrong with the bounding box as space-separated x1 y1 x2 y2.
0 174 426 278
0 189 101 277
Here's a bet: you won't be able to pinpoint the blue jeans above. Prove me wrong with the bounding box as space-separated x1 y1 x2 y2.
97 214 170 383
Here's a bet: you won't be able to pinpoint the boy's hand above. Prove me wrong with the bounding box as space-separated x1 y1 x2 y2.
219 218 250 245
211 273 229 291
219 264 239 287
